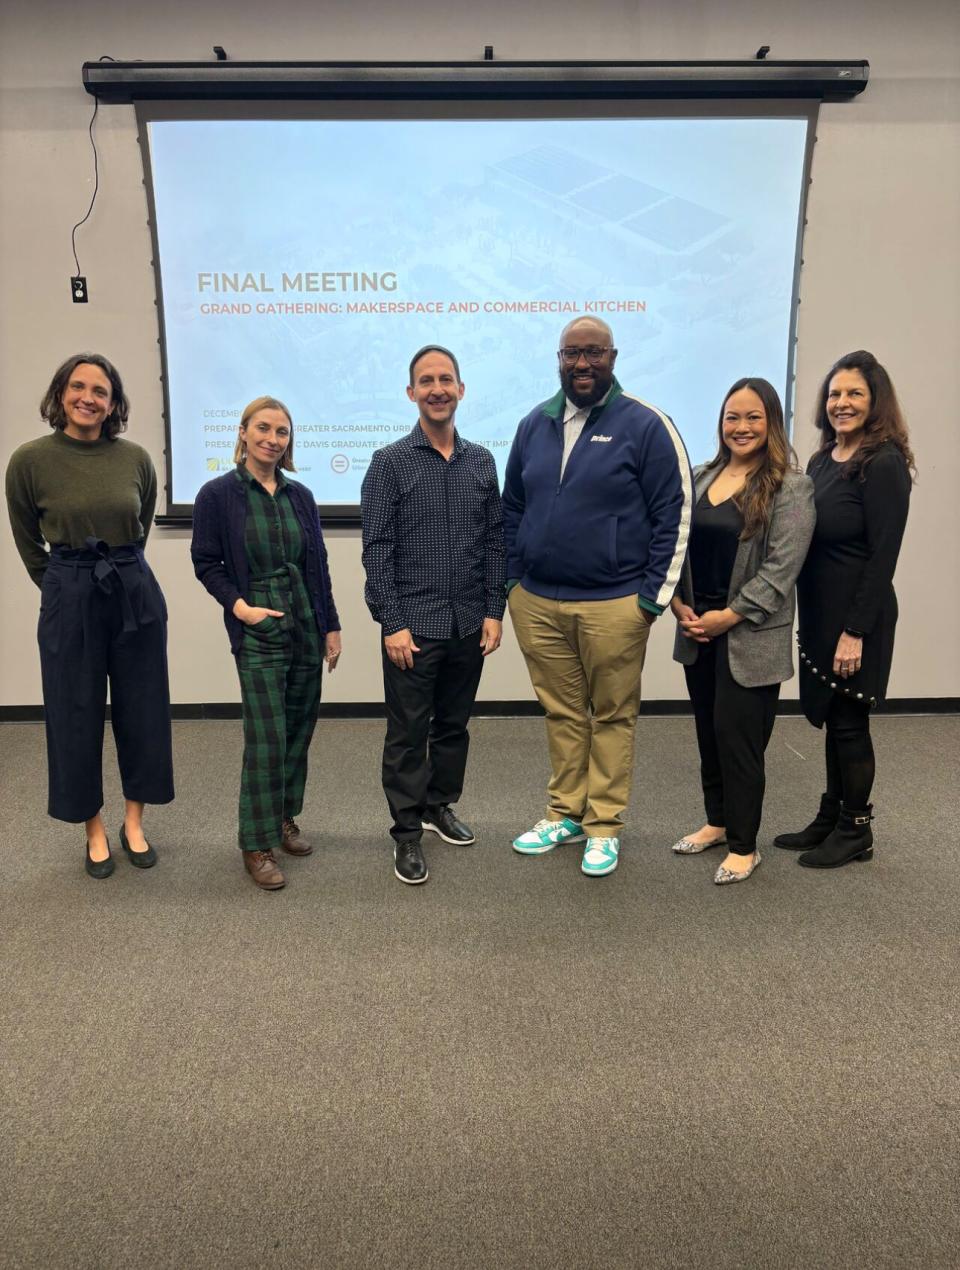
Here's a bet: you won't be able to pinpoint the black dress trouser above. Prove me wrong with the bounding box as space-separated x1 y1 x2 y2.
381 630 484 843
39 542 175 823
683 633 779 854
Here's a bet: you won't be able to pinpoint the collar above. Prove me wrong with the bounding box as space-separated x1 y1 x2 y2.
52 428 114 451
235 462 288 492
542 376 623 421
563 384 613 422
408 421 464 455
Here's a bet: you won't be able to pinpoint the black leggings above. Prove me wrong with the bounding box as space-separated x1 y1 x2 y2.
824 694 874 809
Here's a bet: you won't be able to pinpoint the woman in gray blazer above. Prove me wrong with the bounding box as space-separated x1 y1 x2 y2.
670 378 815 884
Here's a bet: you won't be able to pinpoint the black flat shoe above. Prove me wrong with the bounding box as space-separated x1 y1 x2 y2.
85 838 114 879
119 823 157 869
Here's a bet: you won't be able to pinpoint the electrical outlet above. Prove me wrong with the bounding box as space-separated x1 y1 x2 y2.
71 276 88 304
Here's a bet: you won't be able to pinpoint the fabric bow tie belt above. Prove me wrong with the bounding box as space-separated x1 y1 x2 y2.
49 536 147 633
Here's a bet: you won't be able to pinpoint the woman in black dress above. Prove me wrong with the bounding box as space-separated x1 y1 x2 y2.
775 350 914 867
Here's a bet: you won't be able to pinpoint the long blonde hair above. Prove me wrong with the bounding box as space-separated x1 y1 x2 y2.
233 396 297 471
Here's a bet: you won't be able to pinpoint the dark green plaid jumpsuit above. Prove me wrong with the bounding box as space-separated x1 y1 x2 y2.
235 466 323 851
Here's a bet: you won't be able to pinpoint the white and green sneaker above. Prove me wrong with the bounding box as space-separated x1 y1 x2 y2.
581 836 620 876
512 817 586 855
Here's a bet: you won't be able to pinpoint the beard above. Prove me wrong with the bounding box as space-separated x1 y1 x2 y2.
559 365 613 408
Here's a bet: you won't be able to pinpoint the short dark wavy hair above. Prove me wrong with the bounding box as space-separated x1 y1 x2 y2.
40 353 129 441
408 344 461 385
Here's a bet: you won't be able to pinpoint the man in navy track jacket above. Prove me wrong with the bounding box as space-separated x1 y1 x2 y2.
504 317 692 877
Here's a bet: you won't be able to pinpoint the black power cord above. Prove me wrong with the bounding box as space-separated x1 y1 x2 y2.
70 94 99 278
69 56 117 282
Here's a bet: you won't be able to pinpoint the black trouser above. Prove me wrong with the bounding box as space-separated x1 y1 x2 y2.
381 630 485 843
683 634 780 854
39 541 175 823
824 694 874 808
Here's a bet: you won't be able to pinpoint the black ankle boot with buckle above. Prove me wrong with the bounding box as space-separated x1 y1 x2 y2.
774 792 841 851
798 804 874 868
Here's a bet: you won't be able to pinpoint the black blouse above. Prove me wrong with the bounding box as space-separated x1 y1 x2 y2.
689 489 743 610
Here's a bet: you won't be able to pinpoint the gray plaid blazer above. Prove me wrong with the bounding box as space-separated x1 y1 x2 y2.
672 464 815 687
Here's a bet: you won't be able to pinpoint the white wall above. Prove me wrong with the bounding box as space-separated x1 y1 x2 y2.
2 0 958 705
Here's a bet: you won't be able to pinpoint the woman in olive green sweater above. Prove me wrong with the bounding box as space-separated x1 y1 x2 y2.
5 353 174 878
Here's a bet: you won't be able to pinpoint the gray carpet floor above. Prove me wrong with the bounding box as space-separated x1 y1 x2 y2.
2 715 958 1270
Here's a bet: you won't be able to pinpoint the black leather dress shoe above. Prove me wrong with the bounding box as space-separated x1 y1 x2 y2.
85 839 114 879
421 805 475 845
394 839 428 884
119 823 157 869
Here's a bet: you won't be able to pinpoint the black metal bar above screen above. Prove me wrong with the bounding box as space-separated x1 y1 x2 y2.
83 60 868 103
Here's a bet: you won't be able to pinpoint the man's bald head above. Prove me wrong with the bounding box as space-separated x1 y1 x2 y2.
560 316 615 348
557 317 618 407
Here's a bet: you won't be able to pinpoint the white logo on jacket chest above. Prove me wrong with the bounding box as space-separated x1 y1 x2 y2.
590 434 613 442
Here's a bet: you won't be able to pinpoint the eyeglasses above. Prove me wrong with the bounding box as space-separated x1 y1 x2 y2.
558 346 612 365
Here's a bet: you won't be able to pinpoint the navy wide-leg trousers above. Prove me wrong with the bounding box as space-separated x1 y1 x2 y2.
39 542 175 823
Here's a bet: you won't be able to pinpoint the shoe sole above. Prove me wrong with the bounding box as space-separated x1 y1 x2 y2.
513 834 586 855
582 860 619 876
394 867 429 884
798 848 873 869
421 821 475 845
248 878 285 889
280 844 314 856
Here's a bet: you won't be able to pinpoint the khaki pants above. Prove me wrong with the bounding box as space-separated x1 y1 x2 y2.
508 585 651 837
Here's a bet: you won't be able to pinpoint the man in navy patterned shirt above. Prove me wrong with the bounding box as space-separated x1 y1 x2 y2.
361 346 506 885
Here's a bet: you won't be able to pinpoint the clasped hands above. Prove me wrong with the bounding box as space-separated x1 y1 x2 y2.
671 599 741 642
384 619 502 670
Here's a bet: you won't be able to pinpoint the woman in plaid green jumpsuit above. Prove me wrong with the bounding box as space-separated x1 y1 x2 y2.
191 397 341 890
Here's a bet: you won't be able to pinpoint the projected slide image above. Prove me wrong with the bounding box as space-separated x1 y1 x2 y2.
146 116 809 507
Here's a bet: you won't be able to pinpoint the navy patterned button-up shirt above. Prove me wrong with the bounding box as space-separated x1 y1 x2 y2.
361 423 506 639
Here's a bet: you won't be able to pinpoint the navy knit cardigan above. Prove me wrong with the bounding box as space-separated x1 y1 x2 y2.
191 470 340 655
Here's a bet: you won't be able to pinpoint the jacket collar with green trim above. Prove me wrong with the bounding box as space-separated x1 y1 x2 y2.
540 376 623 421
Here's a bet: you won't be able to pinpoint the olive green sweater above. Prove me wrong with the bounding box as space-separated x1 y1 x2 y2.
5 430 158 586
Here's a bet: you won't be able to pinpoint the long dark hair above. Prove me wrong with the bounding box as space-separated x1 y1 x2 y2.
706 377 798 540
813 349 916 481
40 353 129 440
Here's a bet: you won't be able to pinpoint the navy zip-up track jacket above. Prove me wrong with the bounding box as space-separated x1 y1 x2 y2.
502 378 692 614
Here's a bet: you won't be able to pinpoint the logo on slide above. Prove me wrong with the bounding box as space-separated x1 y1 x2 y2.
331 454 349 474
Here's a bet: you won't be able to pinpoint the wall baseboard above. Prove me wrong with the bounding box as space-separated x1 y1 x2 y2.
2 698 958 722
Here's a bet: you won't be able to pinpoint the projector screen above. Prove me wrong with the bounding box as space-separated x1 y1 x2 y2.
140 104 815 516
